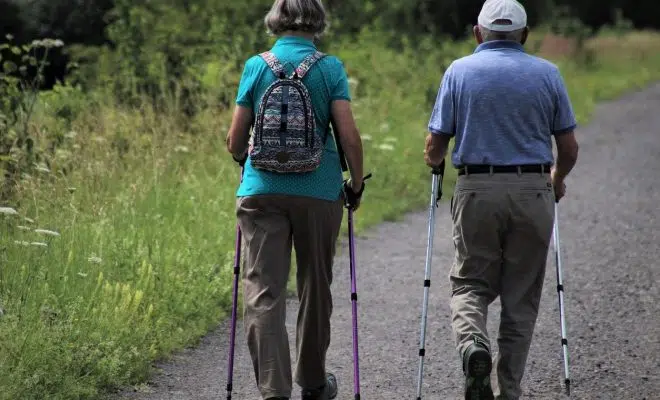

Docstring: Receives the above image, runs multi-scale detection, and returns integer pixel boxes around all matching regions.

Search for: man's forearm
[554,152,577,180]
[424,133,450,167]
[553,132,579,180]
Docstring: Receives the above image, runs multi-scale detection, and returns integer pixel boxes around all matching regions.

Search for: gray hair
[264,0,327,36]
[479,25,525,42]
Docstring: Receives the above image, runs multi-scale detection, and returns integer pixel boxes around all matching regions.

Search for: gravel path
[118,83,660,400]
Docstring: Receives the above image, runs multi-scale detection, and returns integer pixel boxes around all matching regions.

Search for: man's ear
[473,25,484,44]
[520,26,530,45]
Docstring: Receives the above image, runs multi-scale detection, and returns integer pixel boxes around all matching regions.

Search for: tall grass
[0,102,238,399]
[2,29,660,399]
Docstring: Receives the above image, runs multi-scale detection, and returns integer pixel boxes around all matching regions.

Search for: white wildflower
[24,217,35,223]
[14,240,30,246]
[88,256,102,264]
[55,149,72,160]
[378,144,395,151]
[174,145,190,153]
[35,165,50,173]
[35,229,60,237]
[17,225,31,231]
[30,242,48,247]
[77,272,88,278]
[0,207,18,216]
[362,134,373,141]
[32,38,64,48]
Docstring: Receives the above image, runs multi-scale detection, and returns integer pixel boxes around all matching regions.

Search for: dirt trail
[119,83,660,400]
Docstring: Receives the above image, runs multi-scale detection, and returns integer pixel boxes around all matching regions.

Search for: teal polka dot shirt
[234,36,352,201]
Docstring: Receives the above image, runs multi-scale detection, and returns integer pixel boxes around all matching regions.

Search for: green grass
[2,29,660,399]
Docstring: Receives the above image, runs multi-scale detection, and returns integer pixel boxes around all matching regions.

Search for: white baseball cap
[477,0,527,32]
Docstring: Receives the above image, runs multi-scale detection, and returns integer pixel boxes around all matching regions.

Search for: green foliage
[0,106,237,399]
[0,35,65,200]
[8,0,113,44]
[597,9,635,37]
[545,5,596,66]
[84,0,276,112]
[64,0,559,113]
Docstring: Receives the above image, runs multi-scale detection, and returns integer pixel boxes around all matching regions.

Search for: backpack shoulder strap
[294,51,326,79]
[259,51,286,78]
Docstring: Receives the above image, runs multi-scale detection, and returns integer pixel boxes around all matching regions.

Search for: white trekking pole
[415,160,445,399]
[553,202,571,396]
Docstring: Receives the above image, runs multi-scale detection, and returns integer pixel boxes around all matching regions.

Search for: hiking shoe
[301,372,338,400]
[463,340,494,400]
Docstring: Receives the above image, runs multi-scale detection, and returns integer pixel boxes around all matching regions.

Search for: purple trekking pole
[226,224,241,399]
[345,173,371,400]
[226,166,245,400]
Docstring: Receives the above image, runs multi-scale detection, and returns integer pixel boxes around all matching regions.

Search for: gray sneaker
[301,372,338,400]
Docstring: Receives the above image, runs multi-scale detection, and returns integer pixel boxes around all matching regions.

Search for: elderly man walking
[423,0,579,399]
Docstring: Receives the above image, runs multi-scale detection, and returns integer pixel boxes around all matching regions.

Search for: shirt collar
[273,35,317,49]
[474,40,525,54]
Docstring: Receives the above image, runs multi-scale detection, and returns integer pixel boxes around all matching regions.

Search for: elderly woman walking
[225,0,366,399]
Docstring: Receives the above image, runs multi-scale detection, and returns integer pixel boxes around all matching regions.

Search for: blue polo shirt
[234,36,351,201]
[428,40,577,167]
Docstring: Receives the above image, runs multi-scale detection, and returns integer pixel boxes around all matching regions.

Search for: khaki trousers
[449,172,555,400]
[236,194,343,399]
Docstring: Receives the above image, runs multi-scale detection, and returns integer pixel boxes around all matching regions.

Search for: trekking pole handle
[345,173,372,189]
[345,173,372,184]
[431,159,446,176]
[430,160,445,206]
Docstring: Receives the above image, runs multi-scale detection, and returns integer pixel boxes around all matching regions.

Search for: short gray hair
[479,25,525,42]
[264,0,327,36]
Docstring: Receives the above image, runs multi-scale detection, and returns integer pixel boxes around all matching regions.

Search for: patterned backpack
[249,50,327,173]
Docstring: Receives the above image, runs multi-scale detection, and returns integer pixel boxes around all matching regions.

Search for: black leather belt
[457,164,551,176]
